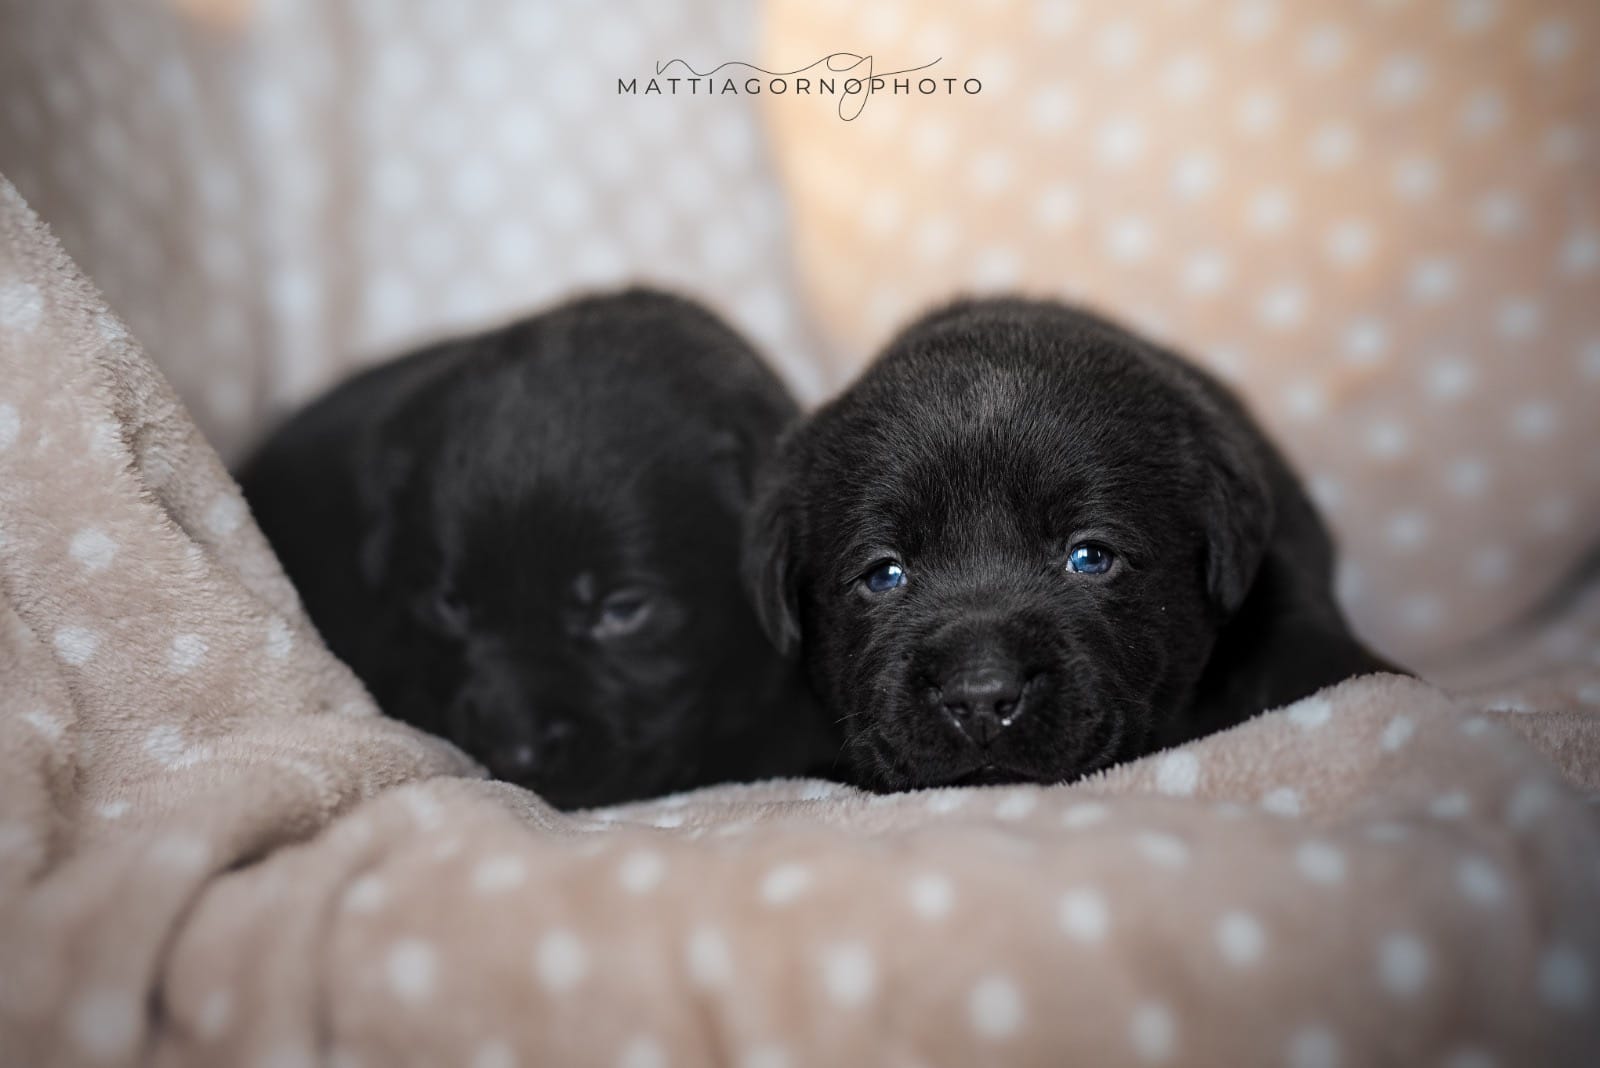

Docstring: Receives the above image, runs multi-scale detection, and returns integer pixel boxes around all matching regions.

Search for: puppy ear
[741,458,802,658]
[1201,423,1274,617]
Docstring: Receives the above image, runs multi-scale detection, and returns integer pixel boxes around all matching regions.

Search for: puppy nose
[941,666,1024,745]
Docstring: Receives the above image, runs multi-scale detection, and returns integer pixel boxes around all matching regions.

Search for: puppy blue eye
[1066,543,1114,575]
[863,560,907,593]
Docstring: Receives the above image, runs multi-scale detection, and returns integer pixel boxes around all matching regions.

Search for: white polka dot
[1309,122,1358,168]
[760,863,813,906]
[686,926,733,989]
[471,855,527,894]
[1283,381,1326,422]
[1136,832,1190,868]
[1287,697,1333,730]
[1429,791,1471,819]
[1386,511,1429,552]
[535,929,589,991]
[168,633,207,674]
[616,850,665,894]
[1455,856,1505,906]
[1365,822,1410,843]
[1236,88,1283,134]
[1029,85,1078,132]
[969,974,1024,1039]
[1378,932,1430,996]
[1062,802,1109,828]
[1373,54,1428,105]
[0,403,18,450]
[1392,156,1439,200]
[739,1046,789,1068]
[1171,151,1221,200]
[1287,1025,1341,1068]
[820,942,877,1007]
[386,939,436,1003]
[1058,887,1110,942]
[994,791,1037,820]
[1424,359,1475,401]
[205,494,247,537]
[1475,192,1525,236]
[1510,401,1558,440]
[0,281,44,333]
[1247,188,1294,233]
[1215,910,1266,966]
[1181,249,1231,295]
[1261,788,1302,817]
[69,527,118,571]
[1537,944,1591,1009]
[1256,283,1308,330]
[1094,116,1146,167]
[1130,1002,1177,1063]
[925,790,967,814]
[1296,841,1346,884]
[1154,749,1201,795]
[53,626,101,666]
[151,833,210,871]
[196,989,233,1039]
[23,709,65,741]
[472,1040,518,1068]
[1562,232,1599,275]
[1528,19,1574,66]
[1453,0,1498,33]
[1300,23,1347,69]
[1365,422,1409,460]
[343,874,388,913]
[1444,1048,1496,1068]
[908,873,955,920]
[1342,318,1388,363]
[97,800,130,821]
[1409,257,1459,300]
[265,618,292,660]
[1163,53,1212,99]
[70,988,140,1058]
[1506,779,1554,829]
[1460,88,1506,135]
[1104,216,1154,263]
[617,1037,667,1068]
[1325,220,1375,266]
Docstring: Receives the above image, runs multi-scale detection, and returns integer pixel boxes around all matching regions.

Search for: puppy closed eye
[591,589,657,640]
[1065,542,1116,575]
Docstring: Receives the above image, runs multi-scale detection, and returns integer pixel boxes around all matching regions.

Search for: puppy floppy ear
[741,456,803,658]
[1201,422,1274,617]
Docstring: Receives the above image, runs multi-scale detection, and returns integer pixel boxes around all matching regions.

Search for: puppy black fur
[746,297,1400,791]
[241,289,829,809]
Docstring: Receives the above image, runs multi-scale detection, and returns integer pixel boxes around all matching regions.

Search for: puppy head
[378,291,796,808]
[746,299,1271,790]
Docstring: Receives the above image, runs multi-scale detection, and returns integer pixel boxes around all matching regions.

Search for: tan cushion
[759,0,1600,664]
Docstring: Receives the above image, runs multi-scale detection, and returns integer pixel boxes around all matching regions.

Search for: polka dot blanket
[2,179,1599,1066]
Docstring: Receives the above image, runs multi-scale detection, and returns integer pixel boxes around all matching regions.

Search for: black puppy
[745,297,1398,791]
[241,289,829,808]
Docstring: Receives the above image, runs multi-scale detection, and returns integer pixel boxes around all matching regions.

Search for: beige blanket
[3,177,1598,1066]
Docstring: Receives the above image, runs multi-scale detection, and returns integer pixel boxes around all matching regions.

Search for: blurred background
[1,0,1596,678]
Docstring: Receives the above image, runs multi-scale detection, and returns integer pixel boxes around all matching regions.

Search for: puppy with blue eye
[241,289,833,808]
[745,297,1401,791]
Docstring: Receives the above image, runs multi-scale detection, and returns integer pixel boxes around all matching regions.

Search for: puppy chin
[845,675,1129,791]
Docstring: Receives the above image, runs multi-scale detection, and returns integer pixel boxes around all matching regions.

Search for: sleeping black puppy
[241,289,830,809]
[745,297,1400,791]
